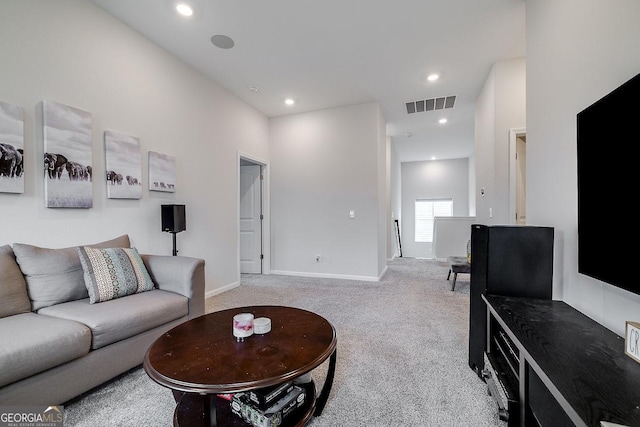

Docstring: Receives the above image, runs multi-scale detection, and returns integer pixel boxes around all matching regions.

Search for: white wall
[0,0,270,295]
[401,158,469,258]
[269,102,386,280]
[389,141,402,258]
[377,110,387,275]
[474,59,526,225]
[432,216,476,261]
[468,154,476,217]
[526,0,640,335]
[385,136,393,259]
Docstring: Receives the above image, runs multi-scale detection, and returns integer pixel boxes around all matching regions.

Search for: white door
[509,129,526,225]
[240,164,262,273]
[515,136,526,225]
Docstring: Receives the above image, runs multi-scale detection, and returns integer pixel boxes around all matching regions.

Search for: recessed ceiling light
[176,3,194,17]
[284,98,295,106]
[427,74,439,82]
[431,156,437,160]
[211,34,235,49]
[439,118,448,124]
[249,86,259,92]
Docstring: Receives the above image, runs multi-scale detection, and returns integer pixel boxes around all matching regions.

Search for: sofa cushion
[0,245,31,318]
[37,289,188,350]
[77,247,154,303]
[0,313,91,388]
[12,235,131,310]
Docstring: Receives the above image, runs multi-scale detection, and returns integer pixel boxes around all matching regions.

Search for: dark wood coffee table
[144,305,337,427]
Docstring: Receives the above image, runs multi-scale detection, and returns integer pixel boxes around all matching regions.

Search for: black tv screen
[577,73,639,295]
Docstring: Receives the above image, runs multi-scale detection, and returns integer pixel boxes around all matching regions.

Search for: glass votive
[253,317,271,334]
[233,313,254,341]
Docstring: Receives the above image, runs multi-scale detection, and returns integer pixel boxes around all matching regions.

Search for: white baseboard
[208,266,389,295]
[378,265,388,280]
[270,270,381,282]
[205,281,240,299]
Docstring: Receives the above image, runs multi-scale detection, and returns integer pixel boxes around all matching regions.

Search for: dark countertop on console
[484,295,640,427]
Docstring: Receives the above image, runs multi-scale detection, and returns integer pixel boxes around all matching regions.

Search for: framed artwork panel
[148,151,176,193]
[0,101,24,194]
[43,100,93,208]
[104,131,142,199]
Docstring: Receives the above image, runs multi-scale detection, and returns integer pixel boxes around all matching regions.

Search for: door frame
[237,151,270,278]
[508,128,526,225]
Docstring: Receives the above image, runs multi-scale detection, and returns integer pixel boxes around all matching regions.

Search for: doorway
[238,154,269,274]
[509,128,526,225]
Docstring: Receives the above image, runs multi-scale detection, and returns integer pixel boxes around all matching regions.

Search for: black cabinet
[484,316,521,425]
[468,224,554,377]
[484,295,640,427]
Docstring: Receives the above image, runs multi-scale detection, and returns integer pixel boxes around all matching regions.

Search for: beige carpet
[64,257,501,426]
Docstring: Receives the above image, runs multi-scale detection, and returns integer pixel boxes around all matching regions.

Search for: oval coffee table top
[144,305,337,394]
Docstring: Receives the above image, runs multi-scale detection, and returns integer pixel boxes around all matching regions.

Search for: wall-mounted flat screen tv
[577,72,640,296]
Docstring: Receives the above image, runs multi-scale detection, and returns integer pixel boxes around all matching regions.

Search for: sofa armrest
[140,254,205,319]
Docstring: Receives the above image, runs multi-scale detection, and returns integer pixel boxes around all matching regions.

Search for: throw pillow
[13,234,131,310]
[77,247,155,304]
[0,245,31,318]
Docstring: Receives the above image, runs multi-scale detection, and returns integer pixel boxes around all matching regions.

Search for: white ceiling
[90,0,525,162]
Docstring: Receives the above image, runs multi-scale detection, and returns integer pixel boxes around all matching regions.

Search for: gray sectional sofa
[0,234,205,405]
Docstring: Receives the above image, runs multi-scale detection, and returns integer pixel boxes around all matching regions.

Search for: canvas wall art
[148,151,176,193]
[0,101,24,194]
[43,100,93,208]
[104,130,142,199]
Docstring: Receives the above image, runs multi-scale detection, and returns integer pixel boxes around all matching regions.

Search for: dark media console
[468,225,640,426]
[484,295,640,427]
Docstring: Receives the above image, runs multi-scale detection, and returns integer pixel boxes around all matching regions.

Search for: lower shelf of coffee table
[174,381,317,427]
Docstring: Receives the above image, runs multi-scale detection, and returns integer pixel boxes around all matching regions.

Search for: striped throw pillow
[77,247,154,303]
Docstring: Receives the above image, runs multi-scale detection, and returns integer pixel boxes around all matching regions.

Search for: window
[415,199,453,242]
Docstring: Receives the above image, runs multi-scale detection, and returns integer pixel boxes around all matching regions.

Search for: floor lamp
[161,204,186,256]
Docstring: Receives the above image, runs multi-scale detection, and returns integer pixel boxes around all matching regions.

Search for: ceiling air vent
[445,96,456,108]
[406,95,456,114]
[426,99,435,111]
[405,102,416,114]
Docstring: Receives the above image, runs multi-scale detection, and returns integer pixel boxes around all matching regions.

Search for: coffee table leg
[203,395,217,427]
[314,348,337,416]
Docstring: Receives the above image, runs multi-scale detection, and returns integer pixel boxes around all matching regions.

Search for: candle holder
[233,313,254,341]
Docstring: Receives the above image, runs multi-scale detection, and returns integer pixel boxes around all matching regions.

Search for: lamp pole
[172,232,178,256]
